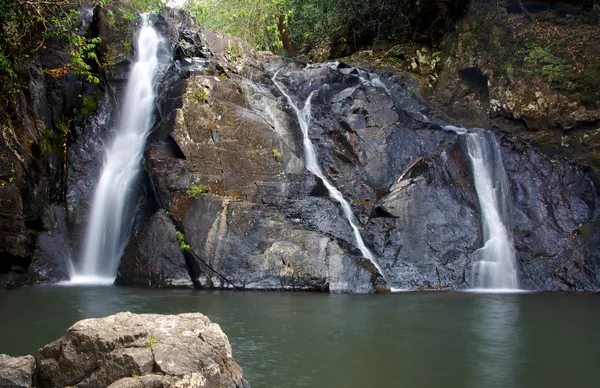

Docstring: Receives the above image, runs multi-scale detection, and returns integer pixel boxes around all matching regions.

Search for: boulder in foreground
[33,312,248,387]
[0,354,35,387]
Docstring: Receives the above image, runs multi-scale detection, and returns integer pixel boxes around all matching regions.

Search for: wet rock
[123,8,600,292]
[0,354,35,388]
[27,204,71,283]
[116,210,193,288]
[35,312,247,388]
[430,7,600,189]
[92,1,137,82]
[501,138,600,291]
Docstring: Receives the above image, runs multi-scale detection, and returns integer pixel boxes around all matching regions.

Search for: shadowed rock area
[0,312,248,387]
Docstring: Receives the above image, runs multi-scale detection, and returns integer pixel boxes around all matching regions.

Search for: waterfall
[398,106,520,290]
[441,123,518,290]
[272,70,389,287]
[70,21,163,284]
[463,131,519,290]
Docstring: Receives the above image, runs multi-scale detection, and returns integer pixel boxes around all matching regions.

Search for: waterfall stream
[70,21,163,284]
[441,125,519,290]
[272,70,390,288]
[463,131,519,290]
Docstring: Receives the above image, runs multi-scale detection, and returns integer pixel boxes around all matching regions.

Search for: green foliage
[0,43,18,96]
[219,74,227,82]
[271,147,281,158]
[504,62,514,82]
[182,0,466,56]
[145,335,156,348]
[131,370,140,379]
[176,230,191,251]
[185,89,209,103]
[187,183,206,198]
[122,8,139,21]
[76,96,99,120]
[524,45,572,84]
[45,9,102,84]
[0,0,107,106]
[130,0,166,12]
[183,0,289,51]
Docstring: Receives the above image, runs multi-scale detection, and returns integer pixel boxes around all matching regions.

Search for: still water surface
[1,287,599,387]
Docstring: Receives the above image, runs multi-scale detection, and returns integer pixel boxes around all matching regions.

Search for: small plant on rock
[146,335,156,348]
[185,89,209,103]
[187,183,206,198]
[271,147,282,158]
[176,231,191,252]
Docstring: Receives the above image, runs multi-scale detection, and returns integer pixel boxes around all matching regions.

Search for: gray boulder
[0,354,35,387]
[35,312,248,388]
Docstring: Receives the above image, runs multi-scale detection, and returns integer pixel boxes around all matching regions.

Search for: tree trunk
[517,0,534,21]
[277,15,296,56]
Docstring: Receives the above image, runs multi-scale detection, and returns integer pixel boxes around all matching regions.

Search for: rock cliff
[1,3,599,292]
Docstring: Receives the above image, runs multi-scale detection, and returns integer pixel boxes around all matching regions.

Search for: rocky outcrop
[0,354,35,387]
[108,8,600,292]
[0,312,248,387]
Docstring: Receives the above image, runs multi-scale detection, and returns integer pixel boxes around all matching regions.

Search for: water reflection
[470,295,521,388]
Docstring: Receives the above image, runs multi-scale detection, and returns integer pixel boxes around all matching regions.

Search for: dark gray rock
[27,204,71,283]
[501,138,600,291]
[126,10,600,292]
[116,210,192,288]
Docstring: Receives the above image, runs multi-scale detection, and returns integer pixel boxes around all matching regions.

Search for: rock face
[431,5,600,187]
[2,4,599,292]
[35,312,248,388]
[110,8,600,292]
[116,211,193,288]
[0,354,35,387]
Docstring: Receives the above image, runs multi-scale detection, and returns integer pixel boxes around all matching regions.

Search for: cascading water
[70,21,163,284]
[463,130,519,290]
[441,123,518,290]
[398,102,519,291]
[272,70,389,286]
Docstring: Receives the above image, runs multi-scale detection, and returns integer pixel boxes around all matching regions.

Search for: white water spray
[273,70,389,285]
[70,21,163,284]
[463,131,519,290]
[405,109,519,290]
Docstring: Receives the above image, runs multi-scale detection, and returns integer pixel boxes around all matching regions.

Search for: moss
[187,183,206,198]
[343,44,441,87]
[76,96,99,121]
[123,38,132,52]
[185,88,209,104]
[504,62,514,82]
[40,122,63,155]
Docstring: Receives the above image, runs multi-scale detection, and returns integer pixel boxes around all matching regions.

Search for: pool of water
[1,286,599,387]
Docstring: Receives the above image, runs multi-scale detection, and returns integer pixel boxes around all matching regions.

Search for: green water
[1,287,599,387]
